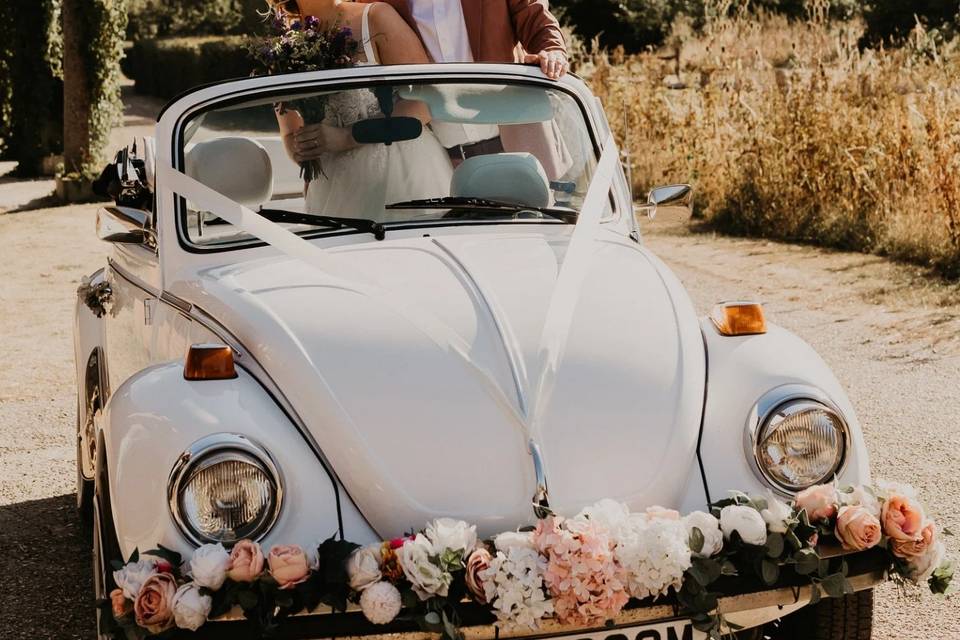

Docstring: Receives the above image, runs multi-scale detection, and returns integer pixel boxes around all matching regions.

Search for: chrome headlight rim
[744,384,850,497]
[168,433,283,546]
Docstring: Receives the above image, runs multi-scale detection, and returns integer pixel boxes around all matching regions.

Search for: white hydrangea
[759,492,793,534]
[841,486,881,518]
[478,545,554,629]
[614,514,692,600]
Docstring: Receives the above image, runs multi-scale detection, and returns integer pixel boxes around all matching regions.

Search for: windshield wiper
[385,197,578,223]
[258,208,387,240]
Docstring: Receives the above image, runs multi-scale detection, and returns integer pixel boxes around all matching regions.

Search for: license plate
[565,619,705,640]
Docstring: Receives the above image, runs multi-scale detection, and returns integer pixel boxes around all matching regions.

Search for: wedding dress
[304,4,453,221]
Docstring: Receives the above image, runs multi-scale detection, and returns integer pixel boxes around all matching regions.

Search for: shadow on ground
[0,493,94,639]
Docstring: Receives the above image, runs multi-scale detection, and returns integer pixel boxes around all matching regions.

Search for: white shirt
[410,0,500,148]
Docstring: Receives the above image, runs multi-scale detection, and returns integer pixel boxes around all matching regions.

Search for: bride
[268,0,453,219]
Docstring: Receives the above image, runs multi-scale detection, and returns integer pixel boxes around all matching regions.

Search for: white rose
[348,544,383,591]
[189,543,230,591]
[683,511,724,557]
[760,492,793,534]
[720,505,768,546]
[113,559,158,600]
[397,534,452,599]
[908,541,947,584]
[841,486,881,519]
[360,581,403,625]
[425,518,478,556]
[172,583,212,631]
[493,531,536,553]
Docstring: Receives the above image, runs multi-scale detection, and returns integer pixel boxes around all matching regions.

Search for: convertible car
[76,64,881,639]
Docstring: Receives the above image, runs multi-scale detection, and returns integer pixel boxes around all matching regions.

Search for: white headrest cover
[450,153,550,208]
[185,137,273,206]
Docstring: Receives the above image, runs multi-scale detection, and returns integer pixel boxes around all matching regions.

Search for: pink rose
[644,506,681,521]
[881,494,924,542]
[227,540,265,583]
[134,573,176,633]
[464,547,492,603]
[110,589,131,618]
[891,521,936,559]
[795,485,838,523]
[268,544,310,589]
[834,506,881,552]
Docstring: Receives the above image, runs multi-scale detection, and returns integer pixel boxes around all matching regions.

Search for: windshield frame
[169,68,612,254]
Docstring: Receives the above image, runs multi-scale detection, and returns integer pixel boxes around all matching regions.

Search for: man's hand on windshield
[523,50,568,80]
[291,123,357,161]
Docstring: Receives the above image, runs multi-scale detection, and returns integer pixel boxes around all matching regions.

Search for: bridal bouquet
[105,481,954,640]
[248,12,360,181]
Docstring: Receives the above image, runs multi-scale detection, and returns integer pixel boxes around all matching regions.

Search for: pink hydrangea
[532,515,629,626]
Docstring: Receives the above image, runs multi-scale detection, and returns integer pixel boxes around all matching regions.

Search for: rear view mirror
[638,184,693,221]
[352,117,422,146]
[97,205,154,247]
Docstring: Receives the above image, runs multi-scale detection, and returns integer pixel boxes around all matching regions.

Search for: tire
[93,441,121,640]
[76,410,95,522]
[746,590,874,640]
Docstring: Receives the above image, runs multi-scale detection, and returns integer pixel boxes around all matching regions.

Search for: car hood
[173,230,706,538]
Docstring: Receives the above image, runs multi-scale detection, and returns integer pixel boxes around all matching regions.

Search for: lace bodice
[321,82,382,127]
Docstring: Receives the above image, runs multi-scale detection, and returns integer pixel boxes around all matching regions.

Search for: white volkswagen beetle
[76,65,881,639]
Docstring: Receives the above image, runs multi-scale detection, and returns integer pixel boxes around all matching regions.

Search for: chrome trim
[167,433,284,546]
[96,206,157,249]
[528,439,550,518]
[744,384,851,497]
[160,290,193,314]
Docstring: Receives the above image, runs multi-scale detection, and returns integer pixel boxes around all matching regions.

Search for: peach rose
[268,544,310,589]
[465,547,492,603]
[795,485,838,523]
[134,573,176,633]
[881,494,924,542]
[834,506,881,552]
[226,540,265,583]
[891,521,936,559]
[110,588,131,618]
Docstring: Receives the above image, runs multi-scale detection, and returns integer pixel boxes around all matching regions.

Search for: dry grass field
[581,7,960,277]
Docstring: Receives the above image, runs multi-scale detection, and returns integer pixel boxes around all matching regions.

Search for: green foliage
[75,0,128,178]
[126,36,251,99]
[126,0,269,40]
[862,0,959,45]
[0,0,63,175]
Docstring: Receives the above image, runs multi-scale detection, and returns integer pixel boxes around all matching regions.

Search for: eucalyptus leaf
[761,558,779,586]
[794,549,820,575]
[765,532,784,558]
[424,612,442,626]
[689,526,705,555]
[820,573,846,598]
[809,582,822,605]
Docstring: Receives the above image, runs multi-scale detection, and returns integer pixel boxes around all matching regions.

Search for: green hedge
[125,36,251,100]
[0,0,63,174]
[126,0,269,40]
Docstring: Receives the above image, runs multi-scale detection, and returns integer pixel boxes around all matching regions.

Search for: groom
[361,0,569,171]
[364,0,568,79]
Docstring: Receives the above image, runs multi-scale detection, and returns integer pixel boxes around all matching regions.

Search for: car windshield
[177,79,606,247]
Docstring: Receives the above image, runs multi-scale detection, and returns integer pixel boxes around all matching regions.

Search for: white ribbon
[526,133,620,437]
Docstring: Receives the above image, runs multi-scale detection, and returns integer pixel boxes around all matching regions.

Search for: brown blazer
[361,0,566,63]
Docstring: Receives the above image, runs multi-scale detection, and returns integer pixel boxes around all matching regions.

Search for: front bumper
[193,549,886,640]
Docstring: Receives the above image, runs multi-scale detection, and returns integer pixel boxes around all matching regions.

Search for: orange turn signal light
[184,343,238,381]
[711,301,767,337]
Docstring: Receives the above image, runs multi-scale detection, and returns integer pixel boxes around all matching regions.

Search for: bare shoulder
[367,1,406,28]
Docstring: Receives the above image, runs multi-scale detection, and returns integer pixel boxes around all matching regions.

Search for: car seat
[185,137,274,207]
[450,152,551,208]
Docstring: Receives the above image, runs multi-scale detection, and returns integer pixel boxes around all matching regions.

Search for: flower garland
[105,481,954,640]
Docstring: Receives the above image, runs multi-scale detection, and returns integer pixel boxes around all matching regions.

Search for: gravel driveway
[0,207,956,639]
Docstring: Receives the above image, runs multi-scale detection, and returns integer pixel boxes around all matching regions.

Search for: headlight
[748,387,848,493]
[169,434,282,545]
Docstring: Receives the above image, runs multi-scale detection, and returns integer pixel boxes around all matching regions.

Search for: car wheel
[93,447,121,640]
[76,405,94,522]
[741,590,874,640]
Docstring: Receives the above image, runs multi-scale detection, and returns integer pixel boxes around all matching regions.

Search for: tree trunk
[62,0,91,176]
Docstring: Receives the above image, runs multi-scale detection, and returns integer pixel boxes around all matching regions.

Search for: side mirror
[636,184,693,222]
[97,206,154,246]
